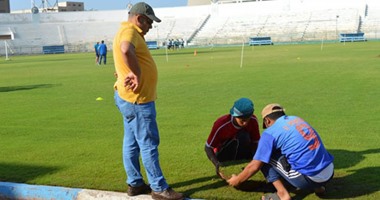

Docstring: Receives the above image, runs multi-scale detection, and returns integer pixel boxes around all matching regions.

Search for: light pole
[336,15,339,41]
[154,25,159,46]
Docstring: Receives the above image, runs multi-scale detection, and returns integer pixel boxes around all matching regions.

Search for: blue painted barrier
[249,36,273,46]
[42,45,65,54]
[0,182,80,200]
[0,181,203,200]
[339,33,366,42]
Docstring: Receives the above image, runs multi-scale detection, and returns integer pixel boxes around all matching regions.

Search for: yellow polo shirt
[113,22,158,104]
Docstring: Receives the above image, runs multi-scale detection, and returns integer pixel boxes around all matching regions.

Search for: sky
[10,0,188,11]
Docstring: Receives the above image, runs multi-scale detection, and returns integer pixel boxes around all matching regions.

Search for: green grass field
[1,42,380,199]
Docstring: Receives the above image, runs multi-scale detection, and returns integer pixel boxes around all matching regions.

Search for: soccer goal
[3,41,15,60]
[1,28,15,60]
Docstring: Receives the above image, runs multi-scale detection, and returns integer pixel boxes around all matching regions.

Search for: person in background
[113,2,184,200]
[98,40,107,65]
[94,42,100,64]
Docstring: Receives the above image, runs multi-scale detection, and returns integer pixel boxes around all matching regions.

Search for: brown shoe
[151,188,184,200]
[127,183,151,196]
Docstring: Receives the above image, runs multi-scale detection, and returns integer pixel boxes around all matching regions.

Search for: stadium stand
[193,1,278,45]
[144,6,210,46]
[361,2,380,39]
[1,0,379,55]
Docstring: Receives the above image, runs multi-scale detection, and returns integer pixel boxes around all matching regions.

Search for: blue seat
[42,45,65,54]
[249,36,273,46]
[146,41,159,50]
[339,33,366,42]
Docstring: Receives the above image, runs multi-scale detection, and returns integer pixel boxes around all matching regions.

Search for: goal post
[0,30,14,60]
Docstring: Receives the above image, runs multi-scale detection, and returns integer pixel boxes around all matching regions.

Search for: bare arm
[227,159,263,186]
[121,41,141,92]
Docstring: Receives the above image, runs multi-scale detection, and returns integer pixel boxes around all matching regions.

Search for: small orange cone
[194,49,197,56]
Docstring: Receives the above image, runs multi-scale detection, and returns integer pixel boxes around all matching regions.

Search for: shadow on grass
[331,166,380,199]
[172,175,274,198]
[292,166,380,200]
[0,84,60,93]
[171,160,275,197]
[175,149,380,199]
[0,162,61,183]
[171,175,225,195]
[329,148,380,169]
[291,148,380,199]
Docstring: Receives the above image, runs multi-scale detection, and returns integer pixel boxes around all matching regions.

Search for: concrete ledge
[78,189,152,200]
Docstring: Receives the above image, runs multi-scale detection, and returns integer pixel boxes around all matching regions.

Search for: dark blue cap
[230,98,254,118]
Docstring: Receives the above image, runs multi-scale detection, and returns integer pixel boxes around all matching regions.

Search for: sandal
[315,186,327,197]
[262,192,280,200]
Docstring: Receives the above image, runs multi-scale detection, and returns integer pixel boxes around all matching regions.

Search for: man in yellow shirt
[113,2,183,200]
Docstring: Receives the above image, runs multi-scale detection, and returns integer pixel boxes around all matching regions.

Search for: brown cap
[261,103,285,119]
[261,103,285,129]
[129,2,161,23]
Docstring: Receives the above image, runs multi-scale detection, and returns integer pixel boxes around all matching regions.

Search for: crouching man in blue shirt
[227,104,334,200]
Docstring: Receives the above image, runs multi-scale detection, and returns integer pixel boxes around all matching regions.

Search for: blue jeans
[99,54,106,64]
[114,91,168,192]
[261,153,332,190]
